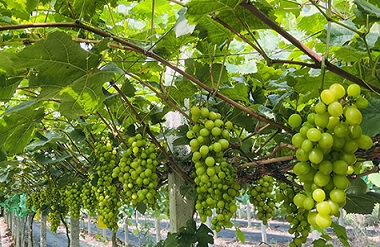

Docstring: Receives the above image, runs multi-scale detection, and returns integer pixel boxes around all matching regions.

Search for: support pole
[103,228,107,239]
[70,218,80,247]
[16,216,21,247]
[40,212,47,247]
[88,215,92,235]
[27,214,33,247]
[155,218,161,242]
[21,217,26,247]
[124,218,129,246]
[261,222,267,243]
[247,202,252,228]
[166,110,194,233]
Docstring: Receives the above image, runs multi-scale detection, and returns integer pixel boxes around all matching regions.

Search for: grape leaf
[331,222,349,247]
[186,0,240,16]
[136,201,147,215]
[361,98,380,136]
[219,83,249,104]
[346,178,368,195]
[0,106,45,154]
[5,0,39,20]
[354,0,380,18]
[368,173,380,187]
[321,21,356,47]
[24,131,64,151]
[196,223,214,247]
[332,46,368,63]
[0,76,21,102]
[344,193,380,214]
[235,227,246,243]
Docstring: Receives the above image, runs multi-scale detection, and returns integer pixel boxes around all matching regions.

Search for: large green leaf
[354,0,380,18]
[4,0,38,20]
[15,31,100,98]
[0,76,21,102]
[219,83,249,104]
[361,98,380,136]
[344,192,380,214]
[186,0,241,16]
[54,0,118,20]
[321,21,357,47]
[15,32,116,118]
[0,105,45,154]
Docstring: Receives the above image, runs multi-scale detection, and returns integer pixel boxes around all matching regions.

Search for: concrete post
[70,218,80,247]
[247,202,252,228]
[88,215,91,235]
[261,222,267,243]
[27,214,33,247]
[40,212,47,247]
[155,218,161,242]
[124,218,129,246]
[168,173,194,232]
[166,110,194,233]
[16,216,21,247]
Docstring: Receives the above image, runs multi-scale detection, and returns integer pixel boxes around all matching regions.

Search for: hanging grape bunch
[248,175,276,225]
[289,83,373,230]
[81,180,98,216]
[48,207,61,233]
[64,183,82,220]
[93,137,120,232]
[113,133,159,209]
[188,106,240,232]
[276,182,311,247]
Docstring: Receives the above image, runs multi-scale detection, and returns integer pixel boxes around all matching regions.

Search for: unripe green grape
[306,128,322,142]
[344,106,362,125]
[288,113,303,128]
[316,213,332,228]
[357,134,373,149]
[312,188,326,202]
[329,83,345,99]
[347,84,361,97]
[355,96,368,109]
[328,101,343,117]
[320,89,336,105]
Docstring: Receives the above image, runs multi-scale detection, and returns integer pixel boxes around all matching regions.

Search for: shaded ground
[1,216,379,247]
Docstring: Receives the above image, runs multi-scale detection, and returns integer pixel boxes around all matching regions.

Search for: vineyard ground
[1,216,380,247]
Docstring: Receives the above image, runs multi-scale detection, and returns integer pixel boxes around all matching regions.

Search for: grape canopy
[1,0,380,246]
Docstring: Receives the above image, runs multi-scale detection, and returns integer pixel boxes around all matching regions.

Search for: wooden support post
[40,212,47,247]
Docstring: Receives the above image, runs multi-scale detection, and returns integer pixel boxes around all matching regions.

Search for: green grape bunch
[113,133,159,209]
[93,137,120,232]
[248,175,276,225]
[289,83,373,230]
[277,182,311,247]
[188,106,240,232]
[64,183,82,220]
[48,207,61,233]
[81,181,98,216]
